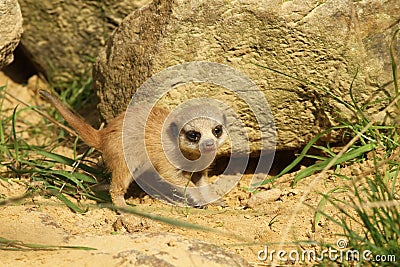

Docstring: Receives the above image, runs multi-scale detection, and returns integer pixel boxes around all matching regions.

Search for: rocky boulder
[0,0,23,69]
[93,0,400,152]
[18,0,151,82]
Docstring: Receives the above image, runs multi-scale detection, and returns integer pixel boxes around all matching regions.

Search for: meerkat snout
[201,139,216,153]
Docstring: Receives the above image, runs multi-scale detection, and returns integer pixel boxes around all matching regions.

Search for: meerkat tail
[39,90,102,150]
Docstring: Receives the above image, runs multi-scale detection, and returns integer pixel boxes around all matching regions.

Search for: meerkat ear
[168,122,180,138]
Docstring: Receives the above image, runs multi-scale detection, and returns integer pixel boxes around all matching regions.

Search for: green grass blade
[117,206,249,242]
[34,149,102,175]
[0,85,6,145]
[390,28,399,100]
[46,169,96,186]
[348,67,367,122]
[0,237,96,251]
[11,106,19,166]
[314,187,346,230]
[293,143,376,183]
[48,188,85,213]
[262,126,346,185]
[312,144,337,157]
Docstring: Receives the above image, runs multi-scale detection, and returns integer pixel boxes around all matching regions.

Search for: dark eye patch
[185,131,201,143]
[212,125,223,138]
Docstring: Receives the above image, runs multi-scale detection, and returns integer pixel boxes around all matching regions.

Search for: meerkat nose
[201,139,216,153]
[204,139,215,147]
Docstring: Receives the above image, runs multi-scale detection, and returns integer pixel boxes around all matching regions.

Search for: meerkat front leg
[191,170,208,187]
[190,171,227,207]
[109,176,129,207]
[109,164,133,207]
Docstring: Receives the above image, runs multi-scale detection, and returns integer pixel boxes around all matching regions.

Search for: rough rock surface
[18,0,151,82]
[93,0,400,152]
[0,0,23,69]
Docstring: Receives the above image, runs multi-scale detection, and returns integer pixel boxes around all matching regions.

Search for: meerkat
[39,90,228,207]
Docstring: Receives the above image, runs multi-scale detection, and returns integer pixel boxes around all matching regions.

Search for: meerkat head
[166,104,228,160]
[179,116,227,155]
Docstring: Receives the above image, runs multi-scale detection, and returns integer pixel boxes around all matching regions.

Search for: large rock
[0,0,23,69]
[18,0,151,82]
[93,0,400,152]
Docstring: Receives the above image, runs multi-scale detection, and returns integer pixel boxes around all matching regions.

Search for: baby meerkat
[39,90,228,207]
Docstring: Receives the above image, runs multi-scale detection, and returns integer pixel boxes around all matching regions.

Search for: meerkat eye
[212,125,223,138]
[185,131,201,142]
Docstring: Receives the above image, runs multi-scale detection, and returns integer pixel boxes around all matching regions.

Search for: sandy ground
[0,71,373,266]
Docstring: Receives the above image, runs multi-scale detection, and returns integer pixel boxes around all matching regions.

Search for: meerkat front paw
[113,215,150,233]
[210,198,227,207]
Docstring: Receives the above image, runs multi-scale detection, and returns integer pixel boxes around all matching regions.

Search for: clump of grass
[0,82,109,213]
[44,68,97,141]
[315,30,400,267]
[257,29,400,266]
[46,55,96,109]
[315,158,400,266]
[256,64,397,187]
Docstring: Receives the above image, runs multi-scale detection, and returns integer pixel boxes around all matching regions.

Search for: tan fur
[40,90,227,207]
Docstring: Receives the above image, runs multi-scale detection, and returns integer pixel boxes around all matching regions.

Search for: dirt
[0,71,371,266]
